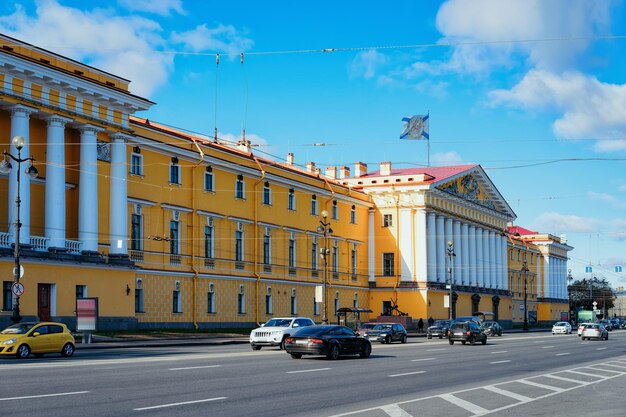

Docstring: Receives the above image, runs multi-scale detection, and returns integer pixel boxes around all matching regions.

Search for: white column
[414,210,427,281]
[44,115,72,250]
[500,234,507,290]
[78,125,103,253]
[544,257,551,298]
[109,133,129,256]
[469,225,477,286]
[368,209,375,281]
[426,212,437,282]
[453,220,461,285]
[476,228,484,287]
[461,222,469,285]
[444,217,453,282]
[489,231,496,288]
[7,105,36,244]
[436,215,446,282]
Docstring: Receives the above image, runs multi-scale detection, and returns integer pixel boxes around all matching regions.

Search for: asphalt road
[1,331,626,416]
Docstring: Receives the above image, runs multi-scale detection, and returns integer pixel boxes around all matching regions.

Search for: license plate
[455,332,463,336]
[296,340,308,345]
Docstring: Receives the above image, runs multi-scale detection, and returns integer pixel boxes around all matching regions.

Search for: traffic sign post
[11,282,24,297]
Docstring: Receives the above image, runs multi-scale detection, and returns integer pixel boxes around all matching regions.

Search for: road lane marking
[597,347,607,350]
[490,350,508,354]
[490,360,511,364]
[169,365,221,371]
[426,348,445,351]
[0,391,89,401]
[581,366,623,375]
[543,374,588,384]
[517,379,563,392]
[388,371,426,378]
[380,404,412,417]
[286,368,331,374]
[567,369,610,378]
[484,385,533,402]
[556,353,570,356]
[441,394,488,415]
[133,397,227,411]
[541,345,555,349]
[411,357,436,362]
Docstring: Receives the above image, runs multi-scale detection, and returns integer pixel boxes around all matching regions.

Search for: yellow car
[0,322,75,359]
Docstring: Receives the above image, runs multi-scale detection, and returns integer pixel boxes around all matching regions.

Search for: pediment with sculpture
[437,175,496,211]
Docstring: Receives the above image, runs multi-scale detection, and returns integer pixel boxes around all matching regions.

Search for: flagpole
[427,111,430,167]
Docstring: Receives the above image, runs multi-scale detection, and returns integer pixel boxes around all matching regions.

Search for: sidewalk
[75,334,250,350]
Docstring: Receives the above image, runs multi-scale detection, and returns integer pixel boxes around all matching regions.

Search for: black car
[481,321,503,337]
[448,321,487,345]
[427,320,451,339]
[284,325,372,360]
[359,323,408,344]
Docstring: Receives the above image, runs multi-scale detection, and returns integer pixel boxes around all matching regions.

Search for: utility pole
[521,256,529,332]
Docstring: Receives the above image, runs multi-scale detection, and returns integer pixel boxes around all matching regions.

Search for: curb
[75,338,250,350]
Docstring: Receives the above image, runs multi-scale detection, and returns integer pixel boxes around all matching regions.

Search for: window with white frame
[169,158,181,185]
[353,292,358,308]
[173,282,182,313]
[334,291,339,315]
[131,213,142,251]
[383,253,394,276]
[263,181,271,205]
[135,279,144,313]
[170,220,180,255]
[235,225,244,262]
[332,200,338,220]
[351,244,357,275]
[265,286,272,314]
[238,284,245,314]
[510,250,514,260]
[311,236,318,270]
[204,166,214,192]
[235,175,245,199]
[76,285,87,300]
[288,188,296,210]
[207,282,216,313]
[332,240,338,272]
[263,228,271,265]
[313,296,319,316]
[291,288,297,315]
[383,214,393,227]
[350,205,356,224]
[130,152,143,176]
[204,219,214,258]
[289,232,296,268]
[310,194,318,215]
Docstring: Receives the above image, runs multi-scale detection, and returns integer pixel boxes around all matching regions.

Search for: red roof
[362,165,477,183]
[508,225,537,236]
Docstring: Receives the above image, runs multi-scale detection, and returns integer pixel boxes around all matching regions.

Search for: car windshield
[483,322,495,327]
[554,322,566,326]
[0,323,36,334]
[434,320,449,326]
[360,324,376,329]
[264,319,292,327]
[373,324,392,331]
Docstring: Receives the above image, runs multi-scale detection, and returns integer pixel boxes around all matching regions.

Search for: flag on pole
[400,114,429,140]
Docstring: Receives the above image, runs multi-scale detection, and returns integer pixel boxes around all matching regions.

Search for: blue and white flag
[400,114,429,140]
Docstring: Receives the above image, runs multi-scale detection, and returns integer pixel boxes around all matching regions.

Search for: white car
[250,317,315,350]
[552,322,572,334]
[577,322,593,336]
[581,323,609,341]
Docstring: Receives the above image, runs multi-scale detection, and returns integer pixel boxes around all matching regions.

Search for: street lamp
[0,135,38,324]
[521,255,530,332]
[567,269,573,323]
[317,210,333,324]
[446,241,456,321]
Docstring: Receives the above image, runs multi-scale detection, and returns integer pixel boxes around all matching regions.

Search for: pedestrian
[418,318,424,333]
[428,316,434,327]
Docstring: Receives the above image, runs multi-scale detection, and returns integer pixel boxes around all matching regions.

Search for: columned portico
[44,115,72,250]
[476,227,484,287]
[488,230,496,288]
[109,132,130,258]
[453,220,461,285]
[426,212,437,282]
[469,225,477,286]
[461,222,469,285]
[7,105,36,245]
[78,124,103,254]
[445,217,453,278]
[436,214,445,282]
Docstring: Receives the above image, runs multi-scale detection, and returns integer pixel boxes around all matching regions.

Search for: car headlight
[380,333,388,337]
[2,338,16,345]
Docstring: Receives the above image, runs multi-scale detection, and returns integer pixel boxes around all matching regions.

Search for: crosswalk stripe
[484,385,533,402]
[516,379,563,392]
[380,404,412,417]
[543,374,589,384]
[440,394,488,415]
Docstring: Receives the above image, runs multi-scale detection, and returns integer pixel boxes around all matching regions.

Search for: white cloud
[118,0,185,16]
[171,24,253,55]
[0,0,172,97]
[587,192,626,210]
[532,212,599,234]
[349,49,387,80]
[611,219,626,241]
[489,70,626,149]
[430,151,463,165]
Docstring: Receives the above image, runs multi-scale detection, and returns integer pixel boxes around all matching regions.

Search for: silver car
[581,323,608,341]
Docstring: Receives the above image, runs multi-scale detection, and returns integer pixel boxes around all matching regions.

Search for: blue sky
[1,0,625,287]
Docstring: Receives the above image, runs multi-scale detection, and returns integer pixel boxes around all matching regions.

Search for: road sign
[11,282,24,297]
[12,265,24,278]
[585,266,593,273]
[616,265,623,273]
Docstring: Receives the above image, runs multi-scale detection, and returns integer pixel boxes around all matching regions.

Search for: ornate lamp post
[521,255,530,332]
[317,210,333,324]
[0,136,38,323]
[447,241,456,321]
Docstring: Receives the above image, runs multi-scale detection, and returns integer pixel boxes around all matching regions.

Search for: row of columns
[545,256,568,300]
[5,104,129,256]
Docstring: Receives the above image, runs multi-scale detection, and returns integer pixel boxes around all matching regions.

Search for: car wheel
[605,335,609,341]
[449,339,454,345]
[327,344,340,360]
[280,337,287,350]
[499,331,502,336]
[290,353,302,359]
[385,336,391,344]
[439,335,443,339]
[16,344,30,359]
[482,338,487,345]
[61,343,75,357]
[470,336,476,346]
[360,343,371,358]
[427,335,432,339]
[401,335,407,344]
[251,345,262,351]
[581,337,586,340]
[461,340,466,345]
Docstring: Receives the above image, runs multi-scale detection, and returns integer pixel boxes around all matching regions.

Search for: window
[332,200,338,220]
[351,244,357,275]
[313,297,319,315]
[291,289,297,315]
[263,228,271,265]
[2,281,12,311]
[311,237,318,270]
[135,281,144,313]
[238,285,245,314]
[332,241,338,272]
[383,214,393,227]
[517,250,521,261]
[263,181,271,205]
[531,254,534,265]
[207,282,216,313]
[353,292,358,308]
[510,250,513,260]
[131,213,142,251]
[130,152,143,176]
[76,285,87,299]
[288,188,296,210]
[170,220,180,255]
[266,287,272,314]
[235,227,244,262]
[383,253,395,276]
[235,174,245,199]
[310,194,318,215]
[289,233,296,268]
[334,291,339,315]
[173,289,181,313]
[350,205,356,224]
[170,160,181,185]
[204,223,214,258]
[204,167,214,192]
